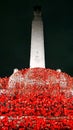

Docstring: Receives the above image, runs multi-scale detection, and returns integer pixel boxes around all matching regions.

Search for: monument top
[33,6,42,17]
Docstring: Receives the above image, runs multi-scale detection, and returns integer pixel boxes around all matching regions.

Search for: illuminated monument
[30,6,45,68]
[0,6,73,129]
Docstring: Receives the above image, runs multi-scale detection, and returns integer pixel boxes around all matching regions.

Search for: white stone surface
[13,68,18,73]
[30,11,45,68]
[56,69,61,72]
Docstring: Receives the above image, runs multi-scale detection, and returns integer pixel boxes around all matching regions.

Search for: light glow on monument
[30,7,45,68]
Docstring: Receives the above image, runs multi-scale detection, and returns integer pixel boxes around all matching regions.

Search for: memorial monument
[0,6,73,129]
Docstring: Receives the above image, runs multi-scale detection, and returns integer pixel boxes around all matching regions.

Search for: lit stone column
[30,7,45,68]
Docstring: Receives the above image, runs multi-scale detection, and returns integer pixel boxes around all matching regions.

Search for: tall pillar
[30,7,45,68]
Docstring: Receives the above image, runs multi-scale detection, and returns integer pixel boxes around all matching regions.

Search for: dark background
[0,0,73,77]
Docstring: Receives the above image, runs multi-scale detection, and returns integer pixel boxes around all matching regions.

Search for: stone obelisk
[30,6,45,68]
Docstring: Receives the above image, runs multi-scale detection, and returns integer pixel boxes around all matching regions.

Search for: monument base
[0,68,73,129]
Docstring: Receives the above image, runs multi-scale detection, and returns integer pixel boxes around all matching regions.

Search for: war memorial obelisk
[30,6,45,68]
[0,6,73,129]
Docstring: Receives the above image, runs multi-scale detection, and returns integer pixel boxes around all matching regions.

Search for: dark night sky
[0,0,73,77]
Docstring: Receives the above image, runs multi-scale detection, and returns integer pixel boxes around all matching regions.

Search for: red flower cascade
[0,68,73,129]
